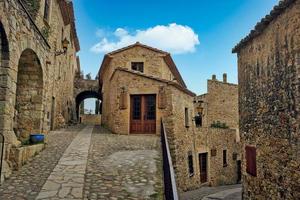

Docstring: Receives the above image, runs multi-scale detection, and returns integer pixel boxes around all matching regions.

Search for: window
[185,108,189,127]
[195,113,202,127]
[132,96,141,120]
[223,150,227,167]
[44,0,50,21]
[131,62,144,73]
[146,95,156,120]
[188,152,194,177]
[245,146,257,176]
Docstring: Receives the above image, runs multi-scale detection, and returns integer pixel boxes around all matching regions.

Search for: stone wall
[80,114,101,125]
[0,0,80,181]
[195,76,238,130]
[194,128,240,186]
[234,0,300,199]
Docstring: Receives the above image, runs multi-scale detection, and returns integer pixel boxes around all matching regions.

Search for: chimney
[212,74,217,81]
[223,73,227,83]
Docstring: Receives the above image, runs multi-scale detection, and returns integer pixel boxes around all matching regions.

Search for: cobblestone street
[0,125,83,199]
[0,125,163,200]
[84,126,163,200]
[180,184,242,200]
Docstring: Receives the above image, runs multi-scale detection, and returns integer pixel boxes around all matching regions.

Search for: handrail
[0,134,4,185]
[161,119,178,200]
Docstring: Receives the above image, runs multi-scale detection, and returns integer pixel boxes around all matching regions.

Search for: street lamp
[55,38,70,56]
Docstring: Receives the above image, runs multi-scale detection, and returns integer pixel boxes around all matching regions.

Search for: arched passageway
[75,90,101,120]
[0,21,10,142]
[0,21,9,100]
[14,49,44,141]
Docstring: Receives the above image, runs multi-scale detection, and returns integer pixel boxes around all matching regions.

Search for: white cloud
[91,23,200,54]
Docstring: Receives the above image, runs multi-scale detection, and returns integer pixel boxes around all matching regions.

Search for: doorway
[237,160,241,183]
[130,94,156,134]
[199,153,208,183]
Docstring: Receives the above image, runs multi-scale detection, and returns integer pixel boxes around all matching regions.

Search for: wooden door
[199,153,208,183]
[130,95,156,134]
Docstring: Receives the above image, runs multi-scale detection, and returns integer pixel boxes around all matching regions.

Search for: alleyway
[0,125,163,200]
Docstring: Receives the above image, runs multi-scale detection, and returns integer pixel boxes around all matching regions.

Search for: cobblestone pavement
[83,125,163,200]
[36,125,93,199]
[180,184,242,200]
[0,125,83,200]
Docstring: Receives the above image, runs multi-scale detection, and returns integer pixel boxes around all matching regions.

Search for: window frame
[131,62,144,73]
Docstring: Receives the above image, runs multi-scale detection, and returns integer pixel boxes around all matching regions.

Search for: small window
[223,150,227,167]
[195,113,202,127]
[188,152,194,177]
[246,146,257,176]
[131,62,144,73]
[44,0,50,21]
[185,108,189,127]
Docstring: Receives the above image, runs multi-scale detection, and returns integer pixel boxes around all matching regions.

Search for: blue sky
[73,0,278,111]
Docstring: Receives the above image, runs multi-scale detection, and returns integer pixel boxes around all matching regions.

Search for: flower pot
[30,134,44,144]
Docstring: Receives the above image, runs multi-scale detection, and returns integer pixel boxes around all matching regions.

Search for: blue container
[30,134,44,144]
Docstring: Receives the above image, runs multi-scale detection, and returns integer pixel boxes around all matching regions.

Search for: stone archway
[75,90,101,120]
[0,21,9,101]
[0,21,10,144]
[14,49,44,141]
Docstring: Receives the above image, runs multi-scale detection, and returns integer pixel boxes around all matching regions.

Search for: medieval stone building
[233,0,300,199]
[98,42,240,191]
[0,0,80,179]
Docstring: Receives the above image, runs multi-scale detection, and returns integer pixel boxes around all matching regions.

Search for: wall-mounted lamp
[55,38,70,56]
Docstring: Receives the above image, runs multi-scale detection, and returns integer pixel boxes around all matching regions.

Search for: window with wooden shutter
[245,146,257,177]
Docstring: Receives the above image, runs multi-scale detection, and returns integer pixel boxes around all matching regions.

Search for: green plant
[23,0,41,19]
[210,121,229,129]
[41,26,51,40]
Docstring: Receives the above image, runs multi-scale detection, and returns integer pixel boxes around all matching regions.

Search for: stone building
[232,0,300,199]
[0,0,80,180]
[98,42,240,191]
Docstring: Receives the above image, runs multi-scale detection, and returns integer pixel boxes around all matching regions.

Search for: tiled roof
[232,0,297,53]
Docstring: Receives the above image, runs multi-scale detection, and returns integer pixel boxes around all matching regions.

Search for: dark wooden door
[199,153,208,183]
[130,95,156,134]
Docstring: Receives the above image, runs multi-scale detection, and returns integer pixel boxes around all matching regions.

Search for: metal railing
[0,134,4,185]
[161,119,178,200]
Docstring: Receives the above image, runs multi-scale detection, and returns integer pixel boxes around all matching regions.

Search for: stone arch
[0,20,10,140]
[75,90,101,119]
[14,49,44,141]
[0,21,9,66]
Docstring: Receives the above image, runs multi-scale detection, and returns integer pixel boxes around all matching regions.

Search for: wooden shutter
[245,146,257,176]
[158,86,166,109]
[119,87,127,109]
